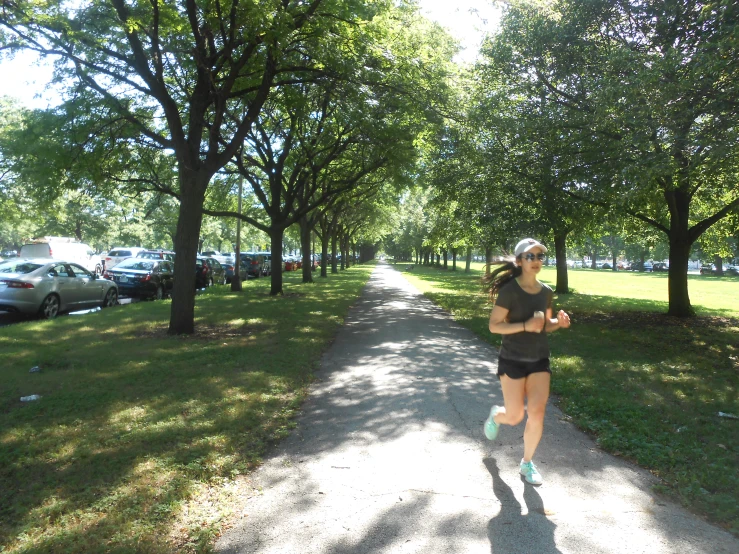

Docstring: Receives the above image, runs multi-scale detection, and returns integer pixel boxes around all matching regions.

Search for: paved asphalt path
[216,263,737,554]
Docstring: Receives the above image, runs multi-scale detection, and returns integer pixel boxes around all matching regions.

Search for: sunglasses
[522,253,547,262]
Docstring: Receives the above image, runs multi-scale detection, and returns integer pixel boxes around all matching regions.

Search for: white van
[19,237,103,275]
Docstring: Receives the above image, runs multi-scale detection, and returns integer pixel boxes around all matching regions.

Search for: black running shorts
[497,356,551,380]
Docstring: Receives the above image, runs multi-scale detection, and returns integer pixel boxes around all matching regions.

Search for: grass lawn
[0,264,374,554]
[399,262,739,535]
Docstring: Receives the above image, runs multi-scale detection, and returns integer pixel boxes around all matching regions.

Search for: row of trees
[2,0,738,325]
[386,184,737,271]
[390,0,738,317]
[0,0,456,333]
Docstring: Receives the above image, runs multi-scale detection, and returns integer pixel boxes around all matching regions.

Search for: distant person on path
[482,238,571,485]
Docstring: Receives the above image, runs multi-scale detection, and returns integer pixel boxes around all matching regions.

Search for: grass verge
[0,264,374,553]
[398,262,739,535]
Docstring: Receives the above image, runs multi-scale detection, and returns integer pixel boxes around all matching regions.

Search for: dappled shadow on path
[216,264,739,554]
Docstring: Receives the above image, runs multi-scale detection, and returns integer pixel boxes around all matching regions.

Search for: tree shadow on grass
[0,269,375,551]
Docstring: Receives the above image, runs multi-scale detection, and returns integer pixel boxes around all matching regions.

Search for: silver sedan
[0,258,118,319]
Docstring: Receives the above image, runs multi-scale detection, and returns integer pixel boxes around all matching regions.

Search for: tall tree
[0,0,389,333]
[492,0,739,315]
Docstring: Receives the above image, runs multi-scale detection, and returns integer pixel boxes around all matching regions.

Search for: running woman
[482,238,571,485]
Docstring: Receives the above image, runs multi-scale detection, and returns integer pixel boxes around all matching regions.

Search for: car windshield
[0,261,43,274]
[116,260,155,271]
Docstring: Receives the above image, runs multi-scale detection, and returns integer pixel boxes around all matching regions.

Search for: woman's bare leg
[494,375,526,426]
[522,372,551,462]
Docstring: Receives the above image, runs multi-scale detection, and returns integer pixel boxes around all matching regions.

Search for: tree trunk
[485,245,493,275]
[713,254,724,276]
[591,248,597,270]
[465,246,472,273]
[451,248,457,271]
[553,231,569,294]
[667,236,693,316]
[300,216,313,283]
[321,233,329,278]
[270,228,285,295]
[666,188,695,316]
[435,252,440,266]
[341,235,347,270]
[331,234,338,274]
[443,250,448,269]
[169,182,206,335]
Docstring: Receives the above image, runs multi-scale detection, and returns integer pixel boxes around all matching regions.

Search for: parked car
[629,261,654,272]
[137,249,176,262]
[195,257,213,289]
[240,253,265,278]
[203,257,227,285]
[255,252,272,275]
[653,262,669,271]
[104,258,174,299]
[701,263,739,276]
[1,249,18,258]
[312,254,322,270]
[104,247,146,269]
[0,258,118,319]
[19,237,103,275]
[284,257,298,271]
[222,259,249,284]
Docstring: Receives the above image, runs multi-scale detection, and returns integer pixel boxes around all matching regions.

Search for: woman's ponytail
[482,257,521,303]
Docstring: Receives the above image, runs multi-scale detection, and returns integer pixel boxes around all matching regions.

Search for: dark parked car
[653,262,669,271]
[204,257,226,285]
[195,257,212,289]
[240,253,264,278]
[255,252,272,275]
[630,261,653,272]
[222,259,250,284]
[104,258,174,299]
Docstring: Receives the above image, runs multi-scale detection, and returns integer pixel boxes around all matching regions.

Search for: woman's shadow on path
[484,458,562,554]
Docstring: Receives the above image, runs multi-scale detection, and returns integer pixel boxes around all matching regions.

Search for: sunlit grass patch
[396,261,739,535]
[0,264,374,553]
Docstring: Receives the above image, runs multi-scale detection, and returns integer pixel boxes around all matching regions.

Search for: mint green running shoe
[483,406,502,440]
[520,460,543,485]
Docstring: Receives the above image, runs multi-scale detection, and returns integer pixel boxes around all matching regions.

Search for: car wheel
[221,275,227,285]
[39,294,60,320]
[155,285,164,300]
[101,288,118,308]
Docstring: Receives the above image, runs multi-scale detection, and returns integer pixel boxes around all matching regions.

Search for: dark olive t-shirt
[495,279,553,362]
